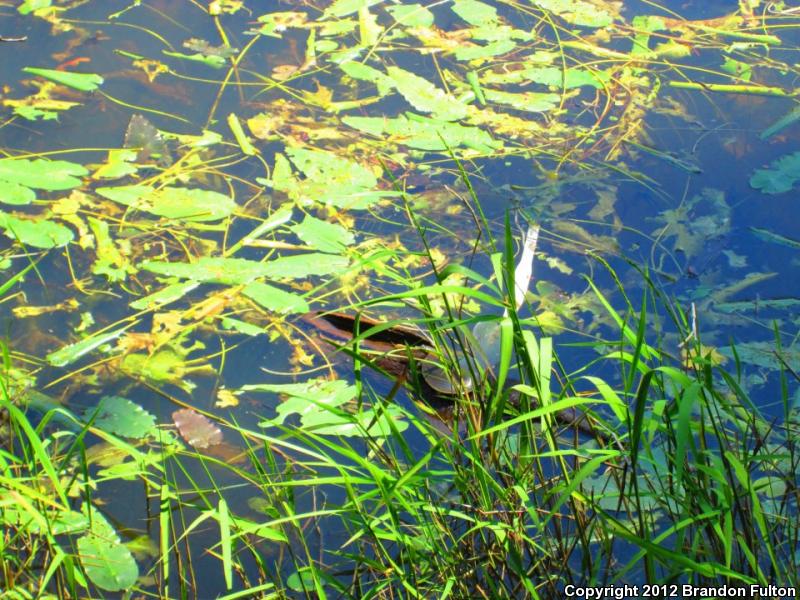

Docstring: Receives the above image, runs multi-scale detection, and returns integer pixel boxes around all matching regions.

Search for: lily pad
[84,396,157,439]
[0,213,74,248]
[0,180,36,205]
[0,157,87,190]
[77,509,138,592]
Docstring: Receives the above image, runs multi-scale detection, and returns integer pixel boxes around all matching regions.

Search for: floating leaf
[530,0,613,28]
[290,215,354,253]
[18,0,51,14]
[750,151,800,194]
[454,39,517,61]
[343,114,500,152]
[323,0,382,19]
[247,378,407,437]
[47,323,134,367]
[340,62,394,96]
[84,396,157,439]
[242,282,310,314]
[266,147,398,209]
[77,509,138,592]
[386,3,434,27]
[0,158,87,190]
[220,316,265,336]
[92,149,139,179]
[140,257,274,284]
[163,50,227,69]
[129,281,200,310]
[0,213,74,249]
[261,253,350,279]
[96,185,236,221]
[452,0,499,26]
[22,67,104,92]
[483,89,560,113]
[0,180,36,205]
[88,216,131,282]
[172,408,223,448]
[719,342,800,372]
[386,66,468,121]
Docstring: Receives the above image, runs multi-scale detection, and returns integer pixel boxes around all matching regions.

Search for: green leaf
[162,50,227,69]
[750,151,800,194]
[96,185,236,221]
[340,62,395,96]
[386,4,434,27]
[220,316,265,336]
[524,66,609,89]
[84,396,157,439]
[290,215,354,253]
[22,67,104,92]
[140,257,275,284]
[0,158,87,190]
[129,281,200,310]
[242,282,310,314]
[0,213,74,248]
[452,0,499,26]
[249,378,406,437]
[386,66,468,121]
[261,253,350,279]
[268,147,397,210]
[18,0,51,14]
[0,180,36,205]
[343,113,500,152]
[454,39,517,61]
[323,0,382,19]
[93,149,139,179]
[88,216,131,282]
[483,89,560,113]
[77,509,138,592]
[531,0,613,28]
[47,323,134,367]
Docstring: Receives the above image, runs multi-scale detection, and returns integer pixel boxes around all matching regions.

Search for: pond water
[1,0,799,597]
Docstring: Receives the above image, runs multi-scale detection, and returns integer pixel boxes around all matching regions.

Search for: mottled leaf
[173,408,223,448]
[84,396,157,439]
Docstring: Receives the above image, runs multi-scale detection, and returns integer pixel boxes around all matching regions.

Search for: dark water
[1,0,799,596]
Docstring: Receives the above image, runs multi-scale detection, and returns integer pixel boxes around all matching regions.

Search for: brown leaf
[172,409,223,449]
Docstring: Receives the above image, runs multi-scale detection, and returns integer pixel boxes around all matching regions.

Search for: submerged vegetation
[1,0,799,597]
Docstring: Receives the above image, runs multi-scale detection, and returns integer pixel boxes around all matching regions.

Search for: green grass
[2,202,798,598]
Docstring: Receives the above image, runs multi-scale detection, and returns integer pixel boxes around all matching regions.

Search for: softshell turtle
[303,224,607,438]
